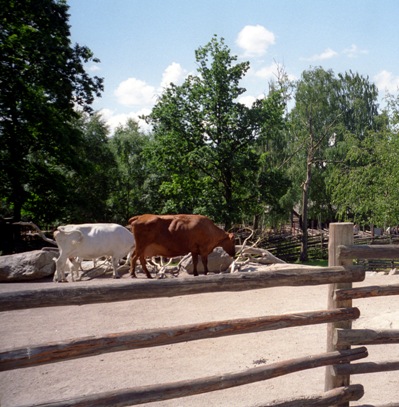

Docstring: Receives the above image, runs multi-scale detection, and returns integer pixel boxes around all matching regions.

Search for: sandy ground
[0,267,398,406]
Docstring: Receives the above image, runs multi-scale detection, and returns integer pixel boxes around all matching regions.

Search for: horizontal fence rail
[0,307,360,372]
[338,244,399,260]
[259,384,364,407]
[335,284,399,300]
[0,267,365,311]
[18,347,368,407]
[334,328,399,347]
[333,361,399,376]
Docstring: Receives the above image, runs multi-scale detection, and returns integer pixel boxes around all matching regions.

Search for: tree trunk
[223,168,233,230]
[11,188,23,222]
[300,157,312,261]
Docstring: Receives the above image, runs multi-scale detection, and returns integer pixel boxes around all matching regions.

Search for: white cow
[53,223,135,282]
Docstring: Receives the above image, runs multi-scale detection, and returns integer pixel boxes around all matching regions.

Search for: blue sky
[68,0,399,133]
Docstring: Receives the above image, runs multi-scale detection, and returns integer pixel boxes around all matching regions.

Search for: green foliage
[19,113,116,223]
[107,119,153,222]
[285,67,381,225]
[0,0,103,221]
[2,11,399,235]
[144,36,287,228]
[283,67,380,260]
[331,125,399,226]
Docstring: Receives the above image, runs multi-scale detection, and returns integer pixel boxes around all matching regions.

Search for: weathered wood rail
[333,360,399,376]
[334,328,399,346]
[0,307,360,371]
[16,348,367,407]
[335,284,399,300]
[262,384,364,407]
[0,266,364,311]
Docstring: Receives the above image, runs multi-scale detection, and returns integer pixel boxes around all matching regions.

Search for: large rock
[181,247,233,275]
[0,249,58,282]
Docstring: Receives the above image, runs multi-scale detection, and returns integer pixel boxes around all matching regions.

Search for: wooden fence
[0,222,398,405]
[324,222,399,406]
[262,232,328,262]
[262,227,399,268]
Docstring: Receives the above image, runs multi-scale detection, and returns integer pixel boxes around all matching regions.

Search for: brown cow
[128,214,236,278]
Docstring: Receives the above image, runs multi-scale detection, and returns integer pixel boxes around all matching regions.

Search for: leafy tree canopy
[107,119,153,223]
[144,36,286,228]
[0,0,103,221]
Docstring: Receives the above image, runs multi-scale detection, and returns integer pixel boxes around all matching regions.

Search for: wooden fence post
[325,222,354,395]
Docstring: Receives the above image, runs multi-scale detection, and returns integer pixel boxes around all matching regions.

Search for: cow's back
[56,223,134,258]
[130,215,185,257]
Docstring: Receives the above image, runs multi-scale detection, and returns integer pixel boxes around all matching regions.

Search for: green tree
[108,119,152,223]
[336,70,379,138]
[327,72,380,226]
[145,36,285,228]
[287,67,342,260]
[19,113,116,224]
[287,68,380,260]
[68,113,116,222]
[330,94,398,227]
[0,0,103,221]
[250,88,291,229]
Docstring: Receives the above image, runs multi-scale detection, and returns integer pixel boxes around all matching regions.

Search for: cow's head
[221,233,236,257]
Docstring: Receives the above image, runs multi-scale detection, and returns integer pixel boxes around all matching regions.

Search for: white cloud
[160,62,187,89]
[238,95,256,107]
[238,94,265,107]
[99,108,152,134]
[374,70,399,94]
[109,62,188,133]
[303,48,338,61]
[254,65,276,80]
[343,44,368,58]
[114,78,156,107]
[87,64,101,72]
[236,25,275,57]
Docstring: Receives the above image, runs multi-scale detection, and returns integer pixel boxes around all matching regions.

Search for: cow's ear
[228,233,235,239]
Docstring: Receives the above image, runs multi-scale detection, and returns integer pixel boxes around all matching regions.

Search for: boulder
[0,249,58,282]
[181,247,233,275]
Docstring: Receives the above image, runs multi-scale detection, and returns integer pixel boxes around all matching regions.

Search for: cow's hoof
[113,275,120,279]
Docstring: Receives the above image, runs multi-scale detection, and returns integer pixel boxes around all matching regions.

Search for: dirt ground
[0,267,398,406]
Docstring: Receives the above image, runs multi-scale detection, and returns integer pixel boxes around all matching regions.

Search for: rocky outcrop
[0,249,58,282]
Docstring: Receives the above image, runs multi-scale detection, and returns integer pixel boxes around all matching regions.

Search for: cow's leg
[69,257,81,281]
[129,249,138,278]
[201,255,209,275]
[140,255,153,279]
[111,257,120,279]
[192,253,199,276]
[54,254,68,283]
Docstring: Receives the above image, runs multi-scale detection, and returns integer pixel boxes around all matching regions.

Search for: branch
[13,222,56,246]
